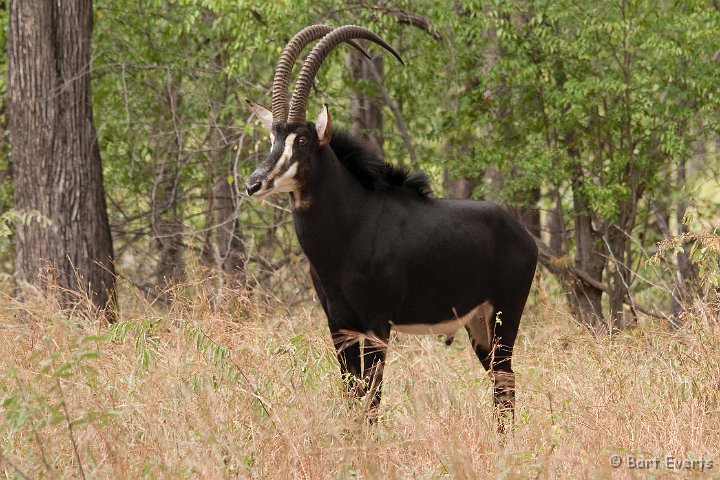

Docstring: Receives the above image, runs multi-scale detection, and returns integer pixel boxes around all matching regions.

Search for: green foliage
[110,316,164,368]
[110,314,248,387]
[0,0,717,315]
[0,6,13,275]
[0,324,121,475]
[654,229,720,296]
[447,0,720,220]
[89,0,454,281]
[93,1,315,273]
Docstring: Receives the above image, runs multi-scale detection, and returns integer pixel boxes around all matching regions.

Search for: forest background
[0,1,719,478]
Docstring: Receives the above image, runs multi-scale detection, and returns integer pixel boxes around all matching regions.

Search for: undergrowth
[0,275,718,479]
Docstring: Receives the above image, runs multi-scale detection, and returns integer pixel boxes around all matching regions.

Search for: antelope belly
[391,304,483,336]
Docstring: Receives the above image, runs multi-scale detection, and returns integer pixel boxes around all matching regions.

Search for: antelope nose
[246,181,262,196]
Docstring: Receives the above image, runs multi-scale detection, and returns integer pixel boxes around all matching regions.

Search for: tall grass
[0,277,718,479]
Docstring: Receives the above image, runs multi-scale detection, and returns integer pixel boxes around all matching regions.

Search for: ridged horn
[271,25,371,123]
[287,25,403,124]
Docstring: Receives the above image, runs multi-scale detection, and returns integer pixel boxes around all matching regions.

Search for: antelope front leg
[360,345,386,421]
[331,330,387,422]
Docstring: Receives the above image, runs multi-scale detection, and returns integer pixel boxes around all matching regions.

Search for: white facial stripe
[249,133,304,203]
[266,133,297,180]
[281,133,297,165]
[273,162,299,192]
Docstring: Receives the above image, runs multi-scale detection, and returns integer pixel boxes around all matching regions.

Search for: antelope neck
[292,145,368,269]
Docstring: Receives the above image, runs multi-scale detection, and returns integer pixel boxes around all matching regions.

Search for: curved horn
[272,25,371,122]
[287,25,404,124]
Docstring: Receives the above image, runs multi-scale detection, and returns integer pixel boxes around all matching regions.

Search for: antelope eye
[297,137,308,146]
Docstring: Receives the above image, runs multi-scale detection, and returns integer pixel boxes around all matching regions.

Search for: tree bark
[652,153,699,321]
[443,171,475,199]
[152,72,185,297]
[674,154,699,310]
[492,10,542,239]
[548,191,567,256]
[8,0,116,314]
[606,154,643,330]
[508,188,541,238]
[152,159,185,294]
[550,49,606,331]
[568,161,606,332]
[215,176,245,286]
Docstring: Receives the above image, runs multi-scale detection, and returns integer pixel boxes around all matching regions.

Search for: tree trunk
[152,160,185,294]
[198,172,245,297]
[653,153,699,321]
[215,153,246,288]
[443,170,475,199]
[490,11,541,239]
[674,154,699,310]
[210,113,246,287]
[509,188,541,238]
[607,223,633,329]
[568,162,606,332]
[199,177,216,268]
[8,0,116,314]
[347,49,384,160]
[152,73,185,297]
[548,191,567,256]
[215,175,245,286]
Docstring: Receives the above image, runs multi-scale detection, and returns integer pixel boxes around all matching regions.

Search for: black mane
[329,130,431,198]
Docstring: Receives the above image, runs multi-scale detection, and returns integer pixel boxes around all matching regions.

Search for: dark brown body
[246,24,537,428]
[291,132,538,422]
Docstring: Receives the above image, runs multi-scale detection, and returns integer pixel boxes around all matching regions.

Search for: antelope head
[245,25,403,203]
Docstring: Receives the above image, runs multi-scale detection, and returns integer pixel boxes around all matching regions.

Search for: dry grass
[0,277,719,479]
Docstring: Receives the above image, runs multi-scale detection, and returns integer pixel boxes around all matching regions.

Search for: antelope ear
[315,105,332,146]
[246,99,273,130]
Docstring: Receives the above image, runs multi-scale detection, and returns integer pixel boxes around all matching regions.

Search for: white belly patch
[391,303,491,338]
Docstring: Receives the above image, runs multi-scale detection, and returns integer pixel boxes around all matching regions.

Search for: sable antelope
[245,25,538,426]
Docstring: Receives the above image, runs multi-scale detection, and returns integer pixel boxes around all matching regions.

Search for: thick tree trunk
[198,172,245,296]
[200,179,216,268]
[200,112,246,291]
[8,0,116,313]
[606,161,642,329]
[347,50,384,160]
[211,117,246,287]
[570,215,606,331]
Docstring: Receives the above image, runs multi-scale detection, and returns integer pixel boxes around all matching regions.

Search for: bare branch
[532,234,669,320]
[371,7,443,41]
[365,57,419,168]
